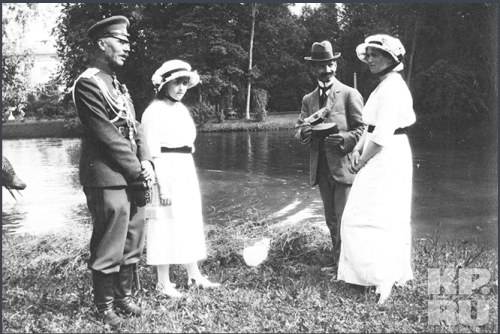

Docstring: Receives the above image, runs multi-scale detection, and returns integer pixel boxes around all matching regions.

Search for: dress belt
[367,125,408,135]
[161,146,192,154]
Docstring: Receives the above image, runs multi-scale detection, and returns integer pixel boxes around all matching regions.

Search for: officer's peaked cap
[87,15,130,41]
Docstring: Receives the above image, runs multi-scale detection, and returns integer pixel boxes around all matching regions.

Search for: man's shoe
[99,309,122,327]
[115,299,142,316]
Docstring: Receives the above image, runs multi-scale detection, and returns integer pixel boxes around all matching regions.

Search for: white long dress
[337,72,416,287]
[142,100,207,264]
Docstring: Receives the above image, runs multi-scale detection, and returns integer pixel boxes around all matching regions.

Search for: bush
[64,116,84,135]
[188,101,215,127]
[412,60,488,122]
[24,86,76,120]
[251,88,269,121]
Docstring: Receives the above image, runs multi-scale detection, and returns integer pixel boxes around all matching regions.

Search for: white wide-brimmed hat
[151,59,200,93]
[356,34,405,72]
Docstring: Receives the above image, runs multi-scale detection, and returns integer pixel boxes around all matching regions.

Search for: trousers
[316,147,351,267]
[84,186,146,274]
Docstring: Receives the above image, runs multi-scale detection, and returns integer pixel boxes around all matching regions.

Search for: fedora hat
[87,15,130,42]
[304,41,341,62]
[151,60,200,93]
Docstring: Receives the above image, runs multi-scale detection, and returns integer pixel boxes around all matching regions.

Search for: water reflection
[2,131,497,247]
[2,138,88,234]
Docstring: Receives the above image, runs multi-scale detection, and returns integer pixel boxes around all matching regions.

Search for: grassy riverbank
[2,214,497,333]
[1,114,298,139]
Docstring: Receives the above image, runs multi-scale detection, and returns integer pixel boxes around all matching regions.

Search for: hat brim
[304,52,341,62]
[356,43,404,72]
[87,16,130,40]
[157,70,200,92]
[356,43,400,63]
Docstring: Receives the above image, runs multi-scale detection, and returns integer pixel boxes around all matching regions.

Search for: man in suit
[72,16,154,327]
[295,40,365,272]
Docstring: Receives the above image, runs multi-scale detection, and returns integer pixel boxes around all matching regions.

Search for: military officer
[72,16,154,327]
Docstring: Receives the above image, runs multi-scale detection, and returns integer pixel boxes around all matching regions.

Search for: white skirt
[146,152,207,265]
[338,133,414,286]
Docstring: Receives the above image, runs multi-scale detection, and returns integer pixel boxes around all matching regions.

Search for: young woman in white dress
[142,60,220,298]
[337,35,416,304]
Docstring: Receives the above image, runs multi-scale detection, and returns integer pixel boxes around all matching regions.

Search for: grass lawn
[199,113,298,132]
[2,119,79,139]
[2,214,497,333]
[2,113,299,140]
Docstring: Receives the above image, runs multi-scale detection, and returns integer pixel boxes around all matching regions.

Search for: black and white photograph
[2,3,497,332]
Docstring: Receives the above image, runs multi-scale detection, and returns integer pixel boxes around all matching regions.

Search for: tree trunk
[245,4,257,120]
[405,7,421,89]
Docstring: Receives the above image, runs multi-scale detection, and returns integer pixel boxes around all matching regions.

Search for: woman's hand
[159,190,172,206]
[349,150,364,174]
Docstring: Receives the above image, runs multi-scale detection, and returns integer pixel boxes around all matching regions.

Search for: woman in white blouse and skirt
[337,35,416,304]
[142,60,220,298]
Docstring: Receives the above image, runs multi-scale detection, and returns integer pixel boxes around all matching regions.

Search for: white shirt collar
[318,77,335,88]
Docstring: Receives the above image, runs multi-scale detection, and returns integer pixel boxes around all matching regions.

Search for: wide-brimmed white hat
[356,34,405,72]
[151,59,200,93]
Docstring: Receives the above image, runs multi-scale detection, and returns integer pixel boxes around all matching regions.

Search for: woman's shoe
[188,276,221,289]
[157,282,183,298]
[377,282,393,304]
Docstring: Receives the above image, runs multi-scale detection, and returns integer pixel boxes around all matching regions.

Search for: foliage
[251,88,269,121]
[23,84,75,120]
[2,219,498,333]
[251,4,310,112]
[188,101,215,128]
[337,2,497,128]
[2,3,38,118]
[412,60,488,122]
[52,3,496,130]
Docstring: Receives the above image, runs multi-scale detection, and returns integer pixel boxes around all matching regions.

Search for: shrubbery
[188,101,215,127]
[412,60,488,123]
[251,88,269,121]
[24,86,76,120]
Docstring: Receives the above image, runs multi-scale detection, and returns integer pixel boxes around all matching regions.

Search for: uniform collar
[90,58,115,76]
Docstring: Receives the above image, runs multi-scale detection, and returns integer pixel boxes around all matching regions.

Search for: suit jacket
[295,77,365,186]
[73,67,152,187]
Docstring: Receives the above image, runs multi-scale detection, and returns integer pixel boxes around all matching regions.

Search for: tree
[337,2,496,131]
[249,3,309,112]
[2,3,38,118]
[55,3,311,119]
[245,3,258,120]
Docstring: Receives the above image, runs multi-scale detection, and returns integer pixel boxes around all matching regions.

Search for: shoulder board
[80,68,100,79]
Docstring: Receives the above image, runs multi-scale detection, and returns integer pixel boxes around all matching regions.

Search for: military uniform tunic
[73,65,153,274]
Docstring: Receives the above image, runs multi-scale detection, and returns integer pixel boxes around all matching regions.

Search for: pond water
[2,129,497,247]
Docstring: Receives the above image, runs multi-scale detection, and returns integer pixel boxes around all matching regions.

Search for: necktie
[319,84,332,108]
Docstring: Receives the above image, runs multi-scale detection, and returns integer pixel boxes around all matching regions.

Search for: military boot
[113,264,142,316]
[92,270,122,327]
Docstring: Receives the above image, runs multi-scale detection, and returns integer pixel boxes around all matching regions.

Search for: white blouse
[142,100,197,158]
[363,72,416,146]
